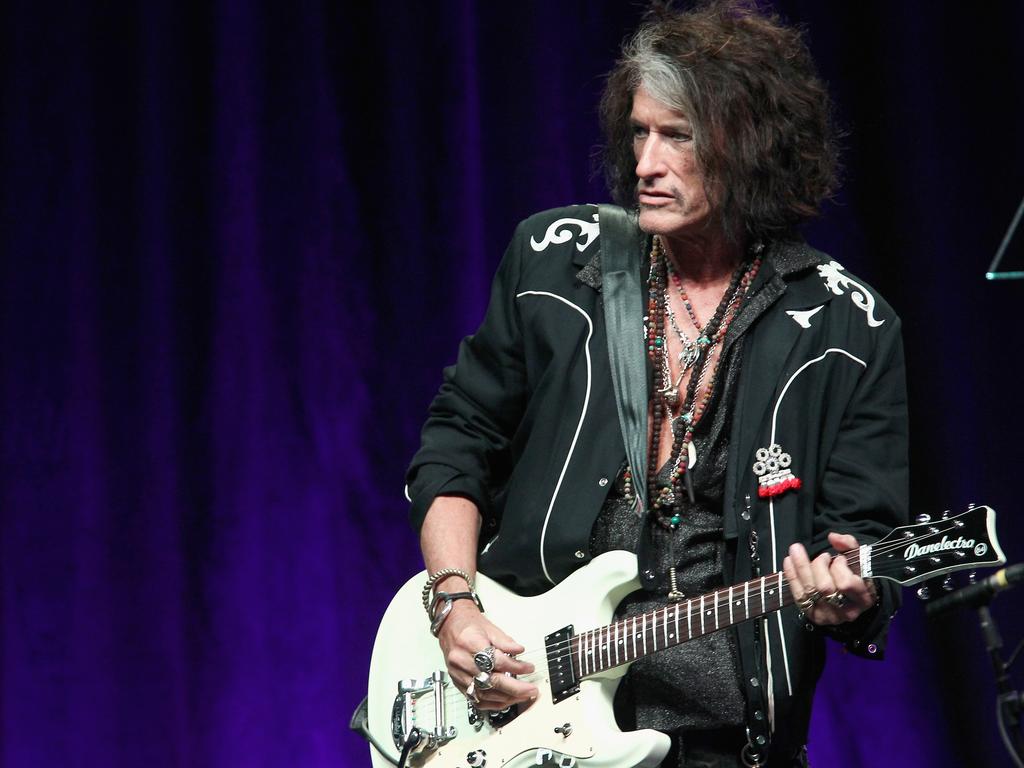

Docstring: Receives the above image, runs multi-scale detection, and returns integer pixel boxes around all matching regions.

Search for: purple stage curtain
[2,2,1023,767]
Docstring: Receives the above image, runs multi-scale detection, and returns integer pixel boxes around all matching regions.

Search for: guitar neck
[570,556,859,679]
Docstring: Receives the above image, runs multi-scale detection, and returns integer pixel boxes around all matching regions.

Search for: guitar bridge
[390,671,457,752]
[545,625,579,704]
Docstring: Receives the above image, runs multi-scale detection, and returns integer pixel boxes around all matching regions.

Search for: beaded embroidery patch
[752,443,802,498]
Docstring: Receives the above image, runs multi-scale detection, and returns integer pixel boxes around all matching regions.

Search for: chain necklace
[645,236,762,531]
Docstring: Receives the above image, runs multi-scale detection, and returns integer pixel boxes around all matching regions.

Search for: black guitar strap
[599,205,775,765]
[597,204,649,513]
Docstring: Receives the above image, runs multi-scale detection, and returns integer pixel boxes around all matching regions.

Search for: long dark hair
[599,2,840,242]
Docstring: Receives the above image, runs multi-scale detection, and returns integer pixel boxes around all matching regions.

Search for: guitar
[362,505,1004,768]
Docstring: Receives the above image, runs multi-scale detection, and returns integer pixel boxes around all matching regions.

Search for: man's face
[630,86,713,240]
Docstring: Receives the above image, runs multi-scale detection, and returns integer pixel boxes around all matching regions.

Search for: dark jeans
[662,729,809,768]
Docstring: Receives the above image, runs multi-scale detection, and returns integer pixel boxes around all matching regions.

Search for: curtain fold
[2,3,1022,766]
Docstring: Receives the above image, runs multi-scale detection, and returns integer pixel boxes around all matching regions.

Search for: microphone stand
[985,191,1024,281]
[976,603,1024,767]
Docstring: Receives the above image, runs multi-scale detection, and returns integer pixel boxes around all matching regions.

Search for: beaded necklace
[644,236,762,531]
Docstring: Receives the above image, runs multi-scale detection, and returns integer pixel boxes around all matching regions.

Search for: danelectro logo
[904,536,975,560]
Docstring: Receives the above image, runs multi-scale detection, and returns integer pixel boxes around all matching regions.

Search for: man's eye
[631,125,648,139]
[672,132,693,143]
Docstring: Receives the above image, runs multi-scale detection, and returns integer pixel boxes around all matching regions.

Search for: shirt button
[867,643,878,655]
[643,569,655,581]
[574,550,585,559]
[598,477,609,487]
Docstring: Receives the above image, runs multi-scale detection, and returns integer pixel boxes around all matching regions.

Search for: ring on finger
[474,671,494,690]
[797,595,815,613]
[466,680,479,703]
[804,588,822,604]
[826,591,850,608]
[473,645,496,674]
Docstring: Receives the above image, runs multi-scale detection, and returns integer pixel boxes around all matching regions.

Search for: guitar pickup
[545,625,579,704]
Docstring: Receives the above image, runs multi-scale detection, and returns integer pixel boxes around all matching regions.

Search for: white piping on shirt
[516,290,594,585]
[763,347,867,728]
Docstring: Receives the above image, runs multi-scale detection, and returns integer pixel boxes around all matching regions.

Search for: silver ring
[826,591,850,608]
[797,596,815,613]
[804,588,821,604]
[466,680,479,703]
[473,645,496,674]
[473,671,494,690]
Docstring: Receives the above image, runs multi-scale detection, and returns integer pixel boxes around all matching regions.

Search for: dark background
[2,1,1023,766]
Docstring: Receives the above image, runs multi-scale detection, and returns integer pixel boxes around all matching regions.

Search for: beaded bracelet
[421,568,476,615]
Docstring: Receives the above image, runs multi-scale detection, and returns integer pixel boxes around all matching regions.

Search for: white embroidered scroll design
[530,213,599,253]
[817,261,884,327]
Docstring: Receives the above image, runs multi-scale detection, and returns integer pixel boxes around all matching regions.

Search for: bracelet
[429,591,485,637]
[421,568,475,615]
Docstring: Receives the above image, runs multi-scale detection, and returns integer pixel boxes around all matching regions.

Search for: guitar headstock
[865,505,1006,585]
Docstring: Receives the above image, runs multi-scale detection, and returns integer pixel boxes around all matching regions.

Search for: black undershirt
[589,334,747,734]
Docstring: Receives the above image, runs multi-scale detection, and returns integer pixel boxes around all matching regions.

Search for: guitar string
[421,518,980,714]
[416,518,984,711]
[420,518,981,712]
[500,517,976,665]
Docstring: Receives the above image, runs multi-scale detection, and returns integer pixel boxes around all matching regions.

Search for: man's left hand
[782,532,878,626]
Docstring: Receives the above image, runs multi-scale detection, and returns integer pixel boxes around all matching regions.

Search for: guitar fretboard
[569,573,795,678]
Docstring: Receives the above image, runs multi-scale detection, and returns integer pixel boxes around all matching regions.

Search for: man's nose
[635,136,664,179]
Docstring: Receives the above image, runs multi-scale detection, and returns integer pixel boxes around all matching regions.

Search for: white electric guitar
[361,506,1004,768]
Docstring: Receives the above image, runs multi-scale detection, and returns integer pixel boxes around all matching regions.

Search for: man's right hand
[437,600,538,711]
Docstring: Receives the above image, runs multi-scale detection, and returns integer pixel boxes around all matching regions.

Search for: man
[406,3,908,766]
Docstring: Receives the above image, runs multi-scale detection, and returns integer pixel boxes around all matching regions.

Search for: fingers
[785,536,874,626]
[439,613,537,709]
[830,552,874,614]
[472,668,538,709]
[828,531,859,553]
[784,542,822,602]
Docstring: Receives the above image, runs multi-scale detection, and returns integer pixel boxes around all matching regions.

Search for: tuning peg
[916,586,931,600]
[942,576,955,592]
[967,502,976,510]
[915,514,931,524]
[941,510,950,520]
[968,571,978,584]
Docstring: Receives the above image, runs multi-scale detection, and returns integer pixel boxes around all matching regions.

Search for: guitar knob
[466,749,487,766]
[554,722,573,737]
[942,576,955,592]
[915,514,931,523]
[916,586,930,600]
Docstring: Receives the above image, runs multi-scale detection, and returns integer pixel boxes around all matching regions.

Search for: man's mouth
[638,190,674,205]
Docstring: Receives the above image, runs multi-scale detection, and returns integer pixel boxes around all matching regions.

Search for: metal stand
[976,605,1024,767]
[986,192,1024,281]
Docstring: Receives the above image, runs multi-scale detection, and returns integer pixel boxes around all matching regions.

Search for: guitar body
[366,551,671,767]
[364,505,1004,767]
